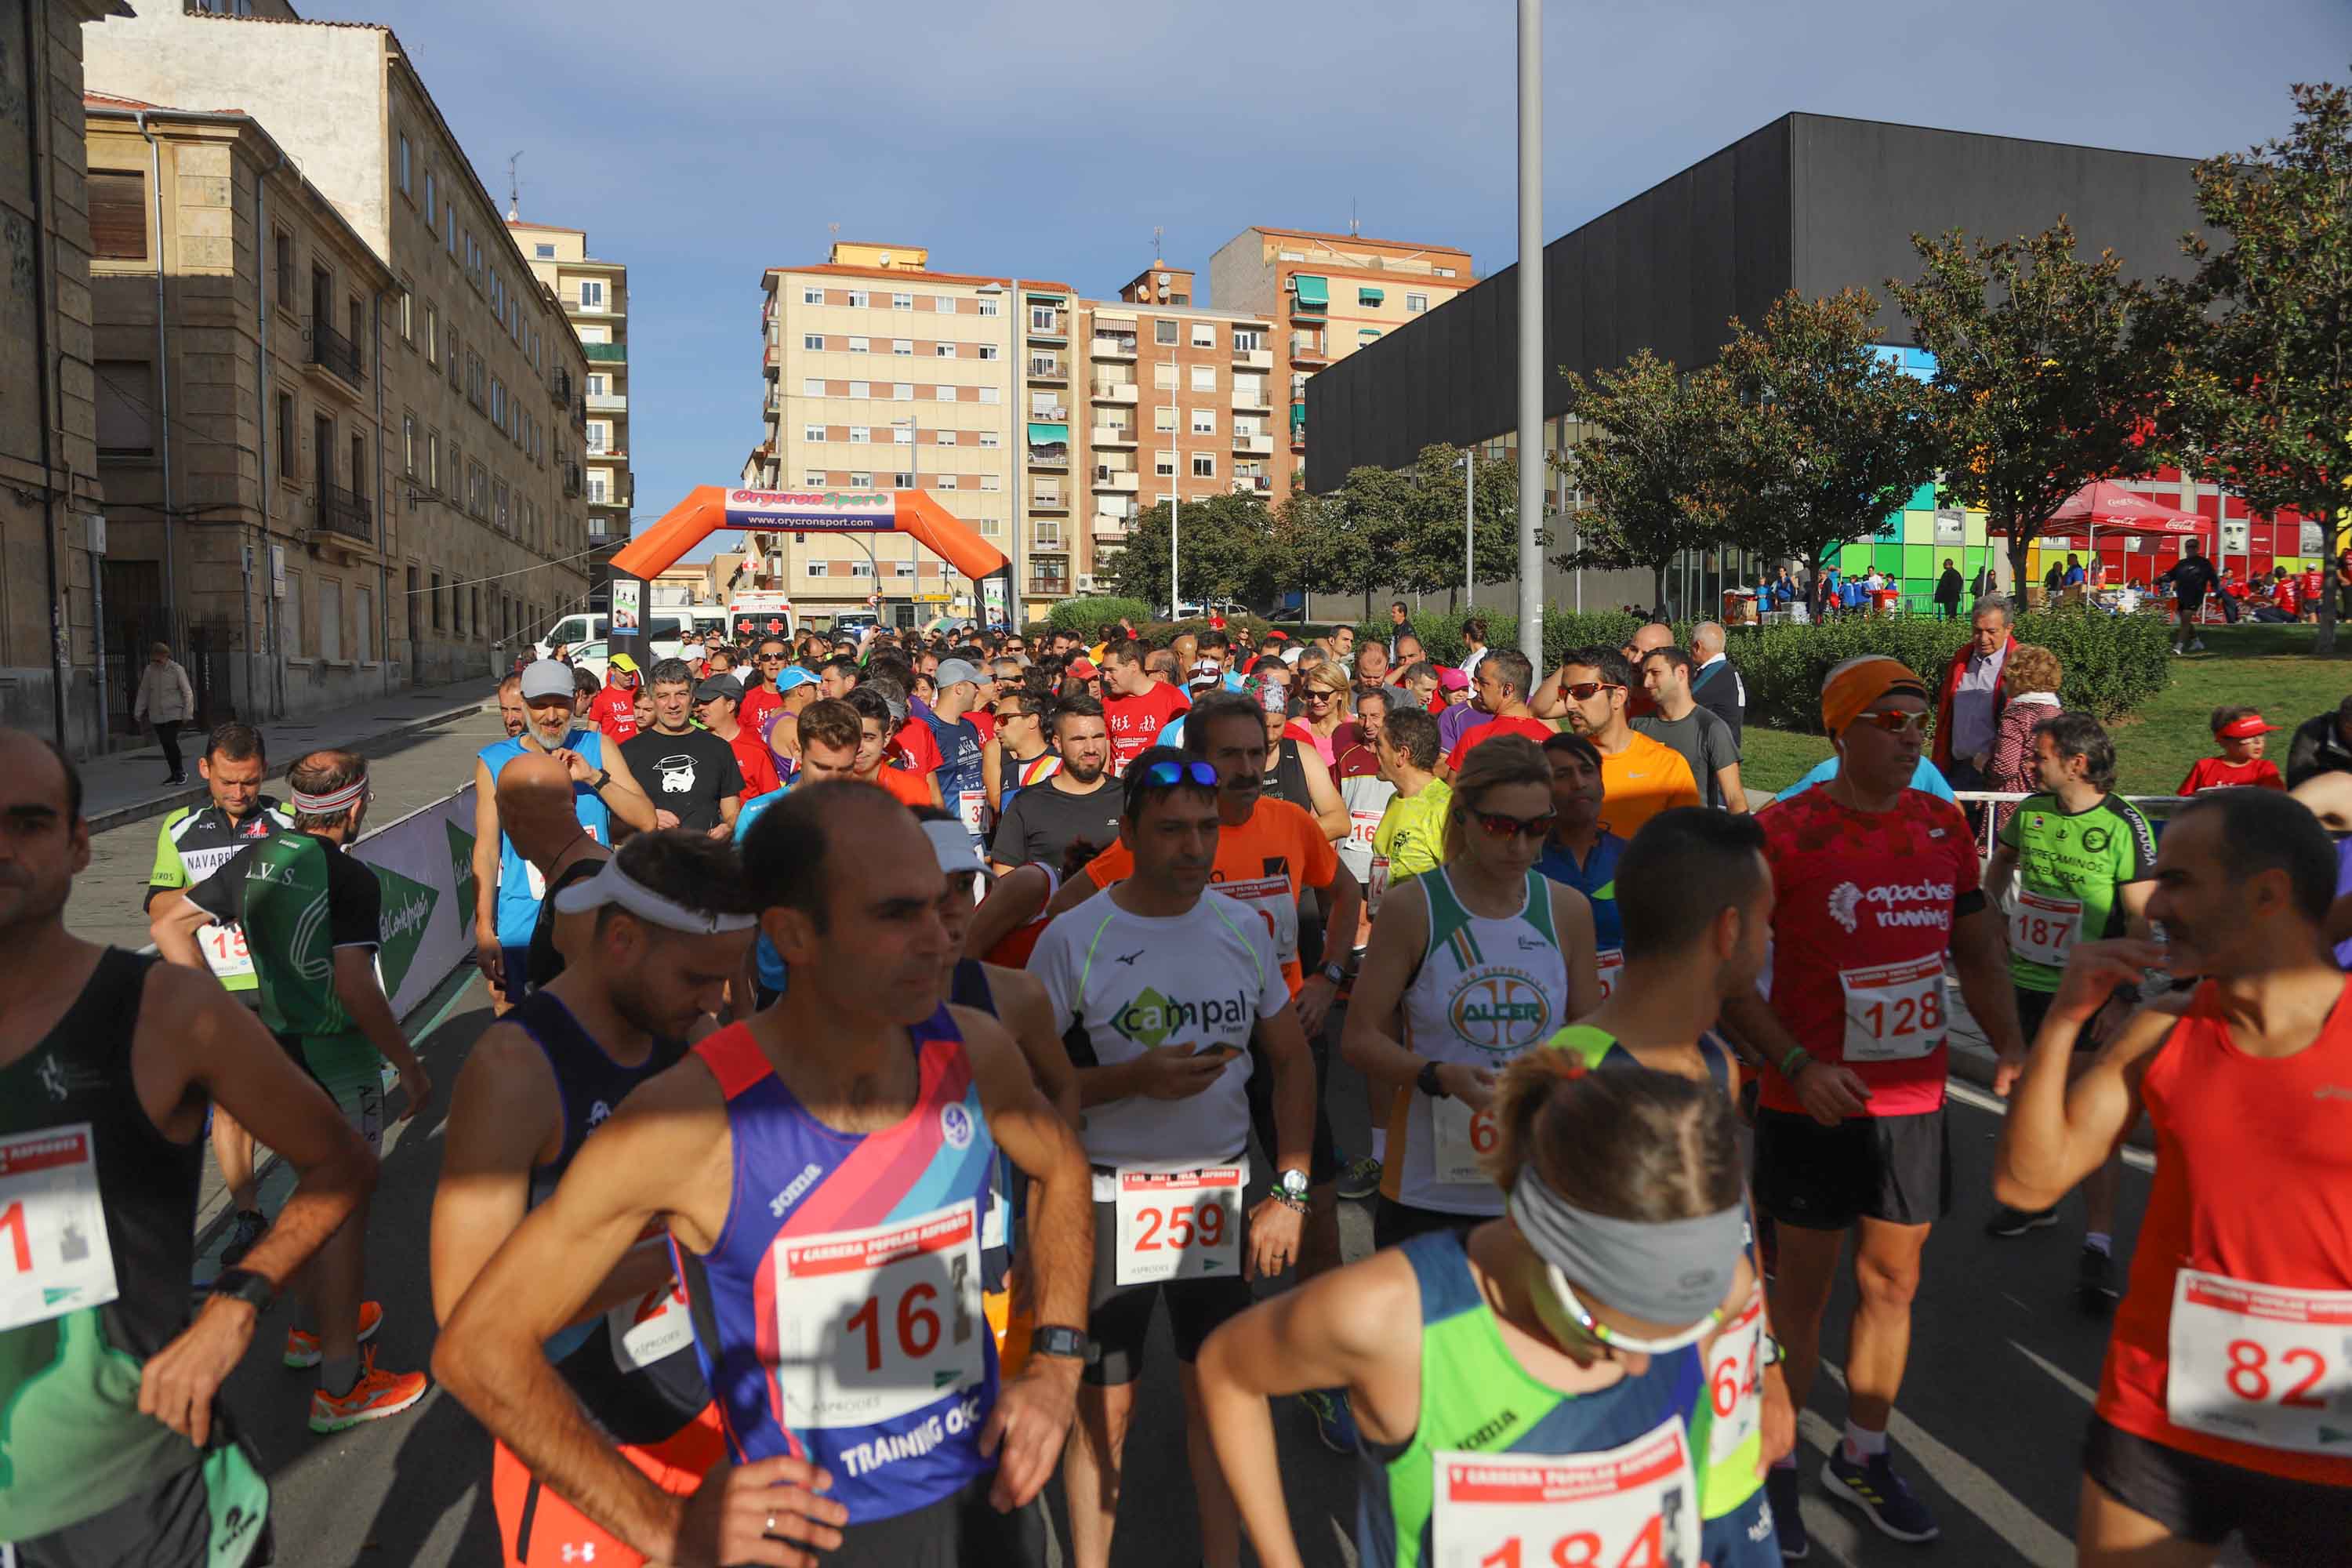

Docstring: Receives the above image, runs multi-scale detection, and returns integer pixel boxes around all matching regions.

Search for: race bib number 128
[0,1124,119,1334]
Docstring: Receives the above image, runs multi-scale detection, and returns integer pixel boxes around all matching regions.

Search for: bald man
[1535,620,1675,722]
[1688,620,1746,742]
[493,751,612,1002]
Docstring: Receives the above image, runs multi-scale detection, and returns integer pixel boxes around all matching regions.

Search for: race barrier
[347,783,485,1018]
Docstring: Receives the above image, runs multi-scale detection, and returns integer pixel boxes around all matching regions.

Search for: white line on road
[2010,1338,2099,1407]
[1946,1080,2155,1174]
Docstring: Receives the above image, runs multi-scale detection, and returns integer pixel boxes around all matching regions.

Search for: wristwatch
[1029,1324,1091,1363]
[589,766,611,792]
[209,1267,275,1315]
[1320,960,1348,986]
[1417,1060,1448,1100]
[1276,1167,1312,1203]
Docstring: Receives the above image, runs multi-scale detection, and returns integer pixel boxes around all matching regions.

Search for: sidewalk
[85,677,501,834]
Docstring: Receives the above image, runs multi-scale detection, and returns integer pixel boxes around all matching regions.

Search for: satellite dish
[878,252,893,265]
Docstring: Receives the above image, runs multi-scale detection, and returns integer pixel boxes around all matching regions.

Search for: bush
[1733,605,2172,732]
[1045,597,1153,636]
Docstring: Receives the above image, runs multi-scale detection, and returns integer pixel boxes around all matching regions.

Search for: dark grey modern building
[1304,113,2212,615]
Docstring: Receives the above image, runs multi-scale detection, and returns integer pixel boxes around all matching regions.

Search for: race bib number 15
[0,1125,119,1334]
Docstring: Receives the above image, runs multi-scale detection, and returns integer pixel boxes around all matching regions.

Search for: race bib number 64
[0,1125,119,1334]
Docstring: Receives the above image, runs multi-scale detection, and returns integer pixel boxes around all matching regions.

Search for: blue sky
[305,0,2350,554]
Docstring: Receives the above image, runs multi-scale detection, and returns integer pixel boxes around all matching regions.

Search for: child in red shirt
[2176,706,2287,794]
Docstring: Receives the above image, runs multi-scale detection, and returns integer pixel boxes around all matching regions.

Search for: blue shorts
[500,944,532,1005]
[1701,1483,1781,1568]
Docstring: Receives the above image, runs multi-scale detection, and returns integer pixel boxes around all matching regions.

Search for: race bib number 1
[1429,1095,1498,1188]
[1430,1417,1700,1568]
[1839,956,1947,1062]
[1113,1167,1243,1288]
[1595,949,1624,1001]
[2166,1269,2352,1457]
[771,1201,985,1430]
[0,1125,119,1334]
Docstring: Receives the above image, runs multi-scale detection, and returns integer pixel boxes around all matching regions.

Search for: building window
[935,343,956,359]
[891,561,916,578]
[848,289,869,308]
[935,386,956,403]
[979,344,1000,361]
[1357,289,1382,307]
[849,426,869,445]
[1153,320,1178,347]
[892,471,915,489]
[1191,408,1216,434]
[533,242,555,259]
[934,296,955,314]
[848,336,869,353]
[978,387,1000,405]
[586,421,608,453]
[935,430,956,445]
[1406,292,1428,314]
[803,423,825,443]
[1152,363,1177,390]
[587,472,608,503]
[892,383,912,401]
[397,132,411,194]
[977,431,1000,448]
[803,333,825,350]
[891,339,912,356]
[803,377,825,396]
[273,229,294,307]
[1154,405,1176,432]
[277,393,296,477]
[423,171,436,227]
[426,431,439,489]
[849,381,869,399]
[1030,304,1058,330]
[1192,454,1216,478]
[1155,455,1175,477]
[980,474,1001,492]
[579,279,605,310]
[586,374,605,395]
[850,559,875,576]
[401,413,416,474]
[430,572,443,630]
[850,472,872,488]
[445,202,457,257]
[891,425,913,445]
[94,360,154,456]
[892,292,913,310]
[1190,365,1216,392]
[802,285,822,305]
[1191,323,1215,349]
[977,298,999,317]
[89,169,147,260]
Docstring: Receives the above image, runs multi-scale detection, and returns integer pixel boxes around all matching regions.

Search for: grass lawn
[1736,621,2352,799]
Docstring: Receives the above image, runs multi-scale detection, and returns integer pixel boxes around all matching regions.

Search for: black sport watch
[1029,1324,1091,1363]
[1417,1060,1448,1099]
[209,1267,275,1314]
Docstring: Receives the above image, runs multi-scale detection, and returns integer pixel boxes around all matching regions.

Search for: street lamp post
[1169,350,1181,618]
[1515,0,1544,663]
[1463,448,1475,608]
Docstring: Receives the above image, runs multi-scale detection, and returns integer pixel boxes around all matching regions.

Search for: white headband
[291,778,367,815]
[550,857,759,934]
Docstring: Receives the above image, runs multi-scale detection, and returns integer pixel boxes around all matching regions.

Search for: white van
[535,610,695,663]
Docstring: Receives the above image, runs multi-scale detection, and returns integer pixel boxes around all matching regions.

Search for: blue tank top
[506,991,710,1445]
[480,731,612,946]
[679,1011,1001,1525]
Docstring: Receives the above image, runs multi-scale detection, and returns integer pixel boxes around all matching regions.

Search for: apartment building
[512,218,630,590]
[4,0,125,757]
[83,2,593,695]
[758,242,1072,626]
[87,97,397,728]
[1209,226,1474,499]
[1067,262,1276,593]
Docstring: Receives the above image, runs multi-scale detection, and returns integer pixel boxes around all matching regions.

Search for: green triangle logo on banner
[372,863,441,1000]
[445,820,477,936]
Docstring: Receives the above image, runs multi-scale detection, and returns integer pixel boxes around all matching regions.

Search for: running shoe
[1820,1447,1939,1542]
[2075,1244,2119,1318]
[307,1347,428,1433]
[2188,638,2206,652]
[1298,1388,1361,1454]
[1336,1154,1381,1201]
[283,1300,384,1369]
[1983,1204,2057,1238]
[218,1208,267,1269]
[1764,1466,1808,1560]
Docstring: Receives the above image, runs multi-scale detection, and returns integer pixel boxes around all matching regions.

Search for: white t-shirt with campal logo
[1029,887,1289,1170]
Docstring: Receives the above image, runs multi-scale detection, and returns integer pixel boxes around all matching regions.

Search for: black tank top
[1266,737,1312,813]
[0,949,219,1534]
[507,990,710,1444]
[948,958,1020,1291]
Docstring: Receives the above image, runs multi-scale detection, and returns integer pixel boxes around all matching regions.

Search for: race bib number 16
[0,1124,119,1334]
[770,1201,985,1431]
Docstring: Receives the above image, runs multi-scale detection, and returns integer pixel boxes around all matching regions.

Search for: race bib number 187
[0,1124,119,1334]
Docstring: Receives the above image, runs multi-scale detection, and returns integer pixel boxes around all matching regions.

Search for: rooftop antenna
[1152,224,1163,263]
[506,151,523,220]
[1349,198,1359,238]
[828,220,840,257]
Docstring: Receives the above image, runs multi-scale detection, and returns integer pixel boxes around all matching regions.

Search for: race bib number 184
[0,1125,119,1334]
[1430,1418,1700,1568]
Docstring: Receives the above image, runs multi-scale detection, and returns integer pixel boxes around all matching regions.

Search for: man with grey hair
[1689,619,1747,742]
[1933,596,2017,792]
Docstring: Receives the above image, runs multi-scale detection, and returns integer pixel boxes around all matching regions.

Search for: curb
[89,695,493,837]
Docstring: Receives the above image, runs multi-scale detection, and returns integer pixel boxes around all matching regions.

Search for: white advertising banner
[349,785,484,1018]
[611,579,641,633]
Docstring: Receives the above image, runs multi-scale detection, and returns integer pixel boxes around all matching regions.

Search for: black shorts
[1243,1009,1340,1187]
[824,1475,1047,1566]
[2084,1415,2352,1563]
[13,1442,271,1568]
[1374,1197,1482,1252]
[1082,1195,1254,1385]
[2011,983,2078,1053]
[1751,1107,1950,1230]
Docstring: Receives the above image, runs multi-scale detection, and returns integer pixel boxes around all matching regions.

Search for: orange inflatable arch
[608,485,1010,583]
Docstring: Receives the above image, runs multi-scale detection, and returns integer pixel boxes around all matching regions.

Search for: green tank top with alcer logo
[240,833,376,1093]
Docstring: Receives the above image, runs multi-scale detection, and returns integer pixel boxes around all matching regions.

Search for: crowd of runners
[4,597,2350,1568]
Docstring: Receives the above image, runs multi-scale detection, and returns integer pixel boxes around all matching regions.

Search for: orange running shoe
[282,1300,384,1369]
[308,1345,427,1433]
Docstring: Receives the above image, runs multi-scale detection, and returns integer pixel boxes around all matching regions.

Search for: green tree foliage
[1889,220,2172,593]
[1102,492,1276,612]
[2149,74,2352,649]
[1718,289,1945,575]
[1262,488,1375,614]
[1551,350,1740,613]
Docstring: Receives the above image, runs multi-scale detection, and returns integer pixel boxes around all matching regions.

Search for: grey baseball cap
[933,658,984,691]
[520,659,575,702]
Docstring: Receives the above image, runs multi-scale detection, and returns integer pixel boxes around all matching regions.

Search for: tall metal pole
[1464,448,1475,608]
[1169,350,1181,617]
[1515,0,1544,662]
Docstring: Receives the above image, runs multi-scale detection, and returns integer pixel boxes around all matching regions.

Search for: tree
[1102,492,1275,613]
[1889,220,2174,594]
[2151,74,2352,649]
[1331,463,1417,619]
[1552,350,1740,614]
[1263,488,1373,617]
[1717,289,1945,579]
[1385,445,1535,610]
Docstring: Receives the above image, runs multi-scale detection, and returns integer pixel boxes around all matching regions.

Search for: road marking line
[1947,1080,2155,1174]
[2010,1338,2098,1406]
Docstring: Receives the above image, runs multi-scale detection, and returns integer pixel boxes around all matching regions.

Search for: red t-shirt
[728,728,782,799]
[893,717,943,775]
[2176,754,2285,794]
[738,684,783,739]
[587,685,639,743]
[1446,713,1557,772]
[1755,786,1981,1120]
[1104,683,1191,774]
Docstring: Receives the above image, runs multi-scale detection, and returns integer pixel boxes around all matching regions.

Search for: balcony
[583,341,628,365]
[561,462,583,498]
[1090,382,1139,405]
[1025,575,1070,599]
[1090,336,1138,361]
[1093,467,1140,492]
[1232,347,1272,371]
[1031,490,1068,512]
[1029,448,1070,473]
[1289,338,1327,364]
[1091,424,1136,447]
[1230,475,1273,495]
[763,341,779,368]
[1092,514,1131,539]
[1232,432,1274,456]
[586,391,627,412]
[551,366,574,405]
[1025,358,1068,383]
[1029,404,1069,422]
[310,318,365,387]
[1232,386,1271,412]
[1026,314,1066,341]
[313,481,373,543]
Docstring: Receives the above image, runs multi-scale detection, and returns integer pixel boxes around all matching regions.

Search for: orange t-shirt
[1080,797,1337,995]
[867,764,935,808]
[1595,731,1700,839]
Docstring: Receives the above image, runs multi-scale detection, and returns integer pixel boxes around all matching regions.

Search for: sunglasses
[1546,1264,1740,1354]
[1471,808,1557,841]
[1563,681,1621,701]
[1131,759,1220,790]
[758,653,786,662]
[1853,710,1933,735]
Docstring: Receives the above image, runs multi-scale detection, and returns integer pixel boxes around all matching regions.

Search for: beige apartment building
[84,2,593,698]
[512,219,630,590]
[1209,226,1474,499]
[87,97,398,728]
[3,0,125,758]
